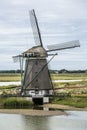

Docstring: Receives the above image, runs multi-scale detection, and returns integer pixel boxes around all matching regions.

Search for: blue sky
[0,0,87,70]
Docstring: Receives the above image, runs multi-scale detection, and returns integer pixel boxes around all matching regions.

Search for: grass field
[0,72,87,93]
[51,96,87,108]
[0,72,87,108]
[51,73,87,80]
[0,72,87,81]
[0,73,21,82]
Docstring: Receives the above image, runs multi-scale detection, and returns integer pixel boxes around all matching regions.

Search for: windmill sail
[13,55,20,63]
[12,55,23,62]
[47,40,80,52]
[29,9,43,46]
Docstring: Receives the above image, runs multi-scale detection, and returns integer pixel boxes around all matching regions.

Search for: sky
[0,0,87,70]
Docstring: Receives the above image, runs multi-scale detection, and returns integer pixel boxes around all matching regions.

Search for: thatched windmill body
[13,9,80,103]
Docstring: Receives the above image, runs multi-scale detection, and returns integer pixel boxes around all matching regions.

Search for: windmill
[13,9,80,104]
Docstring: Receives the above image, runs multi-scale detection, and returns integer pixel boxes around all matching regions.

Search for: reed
[2,97,33,108]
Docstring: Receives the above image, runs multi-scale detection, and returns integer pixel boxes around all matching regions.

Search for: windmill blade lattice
[29,9,43,46]
[13,55,21,63]
[47,40,80,52]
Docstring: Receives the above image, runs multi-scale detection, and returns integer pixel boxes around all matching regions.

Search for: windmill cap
[22,46,47,57]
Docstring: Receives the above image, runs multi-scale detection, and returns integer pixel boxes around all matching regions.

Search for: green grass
[51,96,87,108]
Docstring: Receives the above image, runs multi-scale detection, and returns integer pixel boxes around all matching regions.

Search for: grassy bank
[51,96,87,108]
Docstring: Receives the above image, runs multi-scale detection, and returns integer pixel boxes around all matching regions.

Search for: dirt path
[0,109,66,116]
[43,104,87,111]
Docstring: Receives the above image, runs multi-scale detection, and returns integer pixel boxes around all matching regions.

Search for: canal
[0,111,87,130]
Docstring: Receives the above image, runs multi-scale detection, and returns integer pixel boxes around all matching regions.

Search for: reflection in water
[0,114,25,130]
[0,111,87,130]
[23,116,50,130]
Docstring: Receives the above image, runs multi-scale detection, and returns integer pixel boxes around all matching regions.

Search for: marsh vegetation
[0,97,33,108]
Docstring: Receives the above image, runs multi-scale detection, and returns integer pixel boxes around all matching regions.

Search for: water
[0,79,82,86]
[0,82,21,86]
[53,79,82,83]
[0,111,87,130]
